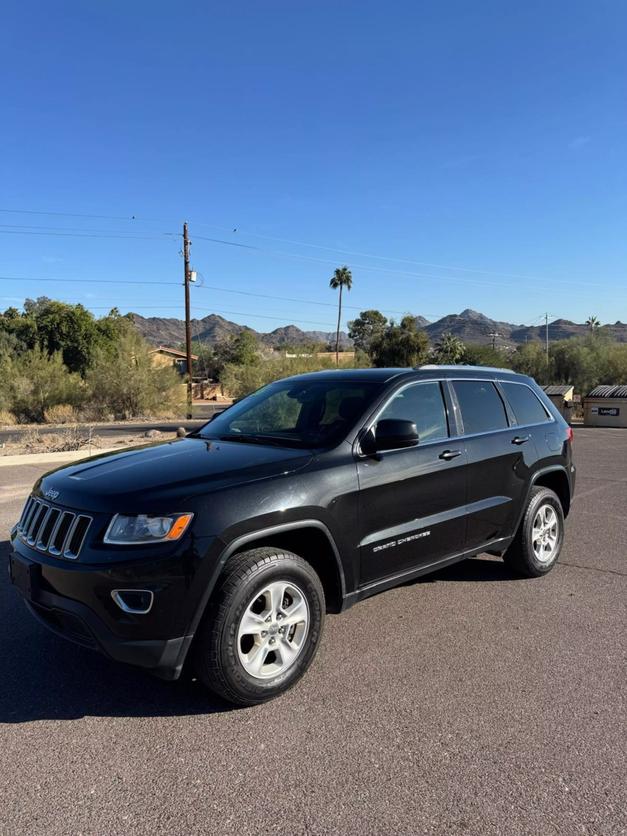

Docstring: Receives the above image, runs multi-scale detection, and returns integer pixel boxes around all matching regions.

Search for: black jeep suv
[10,366,575,706]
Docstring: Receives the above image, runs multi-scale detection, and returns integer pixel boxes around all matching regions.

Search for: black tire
[193,547,325,706]
[503,486,565,578]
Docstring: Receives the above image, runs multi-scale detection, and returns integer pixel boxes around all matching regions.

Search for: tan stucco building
[149,346,198,373]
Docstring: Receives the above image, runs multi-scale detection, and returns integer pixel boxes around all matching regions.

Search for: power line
[0,274,446,318]
[0,222,179,236]
[0,208,139,222]
[0,275,178,286]
[0,229,173,241]
[0,206,617,288]
[193,276,443,317]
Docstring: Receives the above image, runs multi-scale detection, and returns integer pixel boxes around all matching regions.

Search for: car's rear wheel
[503,486,565,577]
[193,547,325,706]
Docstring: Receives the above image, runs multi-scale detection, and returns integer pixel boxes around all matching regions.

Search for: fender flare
[513,465,572,533]
[188,519,346,640]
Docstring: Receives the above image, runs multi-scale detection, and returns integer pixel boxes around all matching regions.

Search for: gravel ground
[0,428,625,835]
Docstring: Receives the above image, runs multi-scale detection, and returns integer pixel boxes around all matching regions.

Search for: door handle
[512,435,530,445]
[439,449,462,460]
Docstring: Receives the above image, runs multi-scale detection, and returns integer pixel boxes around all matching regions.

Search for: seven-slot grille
[16,496,92,560]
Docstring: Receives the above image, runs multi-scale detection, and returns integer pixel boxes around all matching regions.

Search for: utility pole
[489,331,501,351]
[183,222,193,420]
[545,312,549,370]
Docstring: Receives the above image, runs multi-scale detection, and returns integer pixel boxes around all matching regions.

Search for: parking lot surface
[1,428,625,835]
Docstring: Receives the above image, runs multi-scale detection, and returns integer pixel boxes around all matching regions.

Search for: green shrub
[86,329,184,420]
[221,356,337,399]
[0,408,17,426]
[43,403,79,424]
[8,348,85,422]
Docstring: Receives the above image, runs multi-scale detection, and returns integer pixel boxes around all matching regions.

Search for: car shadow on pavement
[418,555,520,584]
[0,542,235,724]
[1,547,517,724]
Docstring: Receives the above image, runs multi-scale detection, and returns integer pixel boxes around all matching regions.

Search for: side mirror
[374,419,419,451]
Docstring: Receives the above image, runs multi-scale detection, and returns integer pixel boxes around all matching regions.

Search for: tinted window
[453,380,508,435]
[501,382,549,425]
[200,380,381,448]
[378,381,449,442]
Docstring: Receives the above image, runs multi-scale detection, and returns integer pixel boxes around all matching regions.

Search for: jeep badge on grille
[44,489,59,501]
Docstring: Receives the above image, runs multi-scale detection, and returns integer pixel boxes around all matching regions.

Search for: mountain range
[132,309,627,350]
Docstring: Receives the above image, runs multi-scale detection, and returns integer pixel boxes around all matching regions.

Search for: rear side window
[501,382,549,426]
[453,380,509,435]
[378,381,449,442]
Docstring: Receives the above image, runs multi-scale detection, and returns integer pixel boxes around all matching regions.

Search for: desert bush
[43,403,78,424]
[8,348,85,422]
[76,404,115,423]
[221,355,336,399]
[0,408,18,425]
[86,329,184,420]
[19,426,100,454]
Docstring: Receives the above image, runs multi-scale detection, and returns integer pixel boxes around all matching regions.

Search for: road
[1,428,625,835]
[0,405,224,444]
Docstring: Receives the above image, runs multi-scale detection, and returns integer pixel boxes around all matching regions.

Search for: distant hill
[132,310,627,350]
[423,309,627,346]
[132,313,352,349]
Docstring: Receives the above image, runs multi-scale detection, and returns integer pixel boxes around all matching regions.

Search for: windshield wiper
[218,434,303,448]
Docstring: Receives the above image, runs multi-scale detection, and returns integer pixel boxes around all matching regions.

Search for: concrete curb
[0,447,120,468]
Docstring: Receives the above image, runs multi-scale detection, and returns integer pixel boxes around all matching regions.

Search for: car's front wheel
[503,486,565,577]
[194,547,325,706]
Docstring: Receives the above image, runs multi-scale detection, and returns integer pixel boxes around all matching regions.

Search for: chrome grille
[16,496,92,560]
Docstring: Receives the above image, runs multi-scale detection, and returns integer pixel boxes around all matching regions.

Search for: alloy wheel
[532,503,560,563]
[237,581,310,679]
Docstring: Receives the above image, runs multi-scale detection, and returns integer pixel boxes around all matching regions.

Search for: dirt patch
[1,427,179,456]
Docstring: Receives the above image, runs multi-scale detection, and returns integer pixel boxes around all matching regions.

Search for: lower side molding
[342,536,512,609]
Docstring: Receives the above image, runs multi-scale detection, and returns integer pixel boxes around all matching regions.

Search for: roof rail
[415,364,514,374]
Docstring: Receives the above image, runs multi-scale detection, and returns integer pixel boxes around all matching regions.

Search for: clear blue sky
[1,0,625,334]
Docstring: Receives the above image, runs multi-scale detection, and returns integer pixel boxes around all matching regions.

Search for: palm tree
[329,266,352,365]
[434,332,465,364]
[586,315,600,332]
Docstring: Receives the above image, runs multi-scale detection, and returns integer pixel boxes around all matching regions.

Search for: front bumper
[9,530,218,680]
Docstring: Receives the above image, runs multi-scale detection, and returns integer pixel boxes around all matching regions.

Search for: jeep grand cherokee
[9,366,575,706]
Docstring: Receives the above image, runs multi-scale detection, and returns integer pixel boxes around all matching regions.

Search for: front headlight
[104,513,194,545]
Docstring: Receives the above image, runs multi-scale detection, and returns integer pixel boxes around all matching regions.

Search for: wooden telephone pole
[183,222,193,420]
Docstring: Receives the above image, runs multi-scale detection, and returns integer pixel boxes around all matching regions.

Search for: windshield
[197,379,383,449]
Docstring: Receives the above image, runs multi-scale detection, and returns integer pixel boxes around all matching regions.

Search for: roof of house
[587,384,627,398]
[150,345,198,360]
[542,385,574,396]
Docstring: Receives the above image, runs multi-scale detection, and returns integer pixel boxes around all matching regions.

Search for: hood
[36,437,313,513]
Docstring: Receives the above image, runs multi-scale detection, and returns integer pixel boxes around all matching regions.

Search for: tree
[0,307,37,354]
[7,348,84,422]
[348,309,388,355]
[221,355,336,400]
[230,331,260,366]
[434,332,465,364]
[329,266,352,366]
[462,344,511,368]
[86,329,183,419]
[33,300,100,374]
[511,342,551,384]
[210,331,260,380]
[586,315,600,332]
[370,316,430,367]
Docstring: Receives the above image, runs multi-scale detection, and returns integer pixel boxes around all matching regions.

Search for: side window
[378,381,449,442]
[501,382,549,426]
[453,380,509,435]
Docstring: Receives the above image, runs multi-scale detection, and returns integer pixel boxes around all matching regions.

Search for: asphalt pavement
[0,428,625,835]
